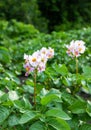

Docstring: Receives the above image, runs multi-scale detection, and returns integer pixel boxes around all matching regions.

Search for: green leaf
[23,97,32,109]
[0,47,11,63]
[86,101,91,116]
[82,66,91,78]
[41,88,61,105]
[14,98,32,110]
[29,121,46,130]
[14,100,25,109]
[87,83,91,94]
[59,64,68,76]
[19,111,38,124]
[68,116,79,130]
[23,85,34,94]
[62,92,76,105]
[47,117,71,130]
[2,100,13,107]
[69,100,87,114]
[46,108,71,120]
[0,93,8,102]
[0,90,5,97]
[62,77,71,86]
[79,124,91,130]
[53,64,68,76]
[0,106,10,125]
[8,115,19,126]
[41,94,60,105]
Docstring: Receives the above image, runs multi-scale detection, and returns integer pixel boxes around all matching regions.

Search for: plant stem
[76,57,78,74]
[34,69,37,106]
[73,57,79,95]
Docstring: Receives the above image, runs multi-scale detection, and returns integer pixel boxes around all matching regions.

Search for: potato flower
[29,50,41,67]
[47,47,54,58]
[24,47,54,76]
[40,47,48,56]
[24,54,33,76]
[66,40,85,58]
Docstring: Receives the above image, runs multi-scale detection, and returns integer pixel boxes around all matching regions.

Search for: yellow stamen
[32,58,36,62]
[26,67,30,71]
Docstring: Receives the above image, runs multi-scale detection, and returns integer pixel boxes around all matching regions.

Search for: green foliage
[0,47,11,63]
[0,20,91,129]
[29,121,46,130]
[46,108,71,120]
[79,124,91,130]
[1,0,91,32]
[47,118,71,130]
[19,111,39,124]
[0,106,10,125]
[41,88,61,105]
[38,0,91,31]
[0,0,48,32]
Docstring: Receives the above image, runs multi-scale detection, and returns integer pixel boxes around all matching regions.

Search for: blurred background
[0,0,91,33]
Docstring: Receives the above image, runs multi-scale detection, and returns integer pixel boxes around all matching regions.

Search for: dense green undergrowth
[0,20,91,130]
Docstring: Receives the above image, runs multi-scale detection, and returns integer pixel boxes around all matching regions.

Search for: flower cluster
[24,47,54,76]
[66,40,85,58]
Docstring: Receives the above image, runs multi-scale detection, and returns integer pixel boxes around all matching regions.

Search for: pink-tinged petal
[23,47,54,74]
[66,40,85,58]
[47,47,54,59]
[25,72,29,76]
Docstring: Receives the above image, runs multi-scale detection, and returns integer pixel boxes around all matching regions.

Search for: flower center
[32,58,36,62]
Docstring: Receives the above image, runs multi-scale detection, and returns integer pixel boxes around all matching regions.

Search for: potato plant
[0,20,91,130]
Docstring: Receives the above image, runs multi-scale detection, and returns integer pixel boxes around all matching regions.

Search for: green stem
[76,57,78,74]
[73,57,79,95]
[34,69,37,106]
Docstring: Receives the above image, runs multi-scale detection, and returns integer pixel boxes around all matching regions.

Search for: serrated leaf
[46,108,71,120]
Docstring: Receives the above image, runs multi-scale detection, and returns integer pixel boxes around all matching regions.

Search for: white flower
[29,51,41,67]
[24,54,29,61]
[40,53,48,64]
[75,40,85,54]
[24,47,54,75]
[47,47,54,58]
[40,47,48,56]
[37,62,46,73]
[66,40,85,57]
